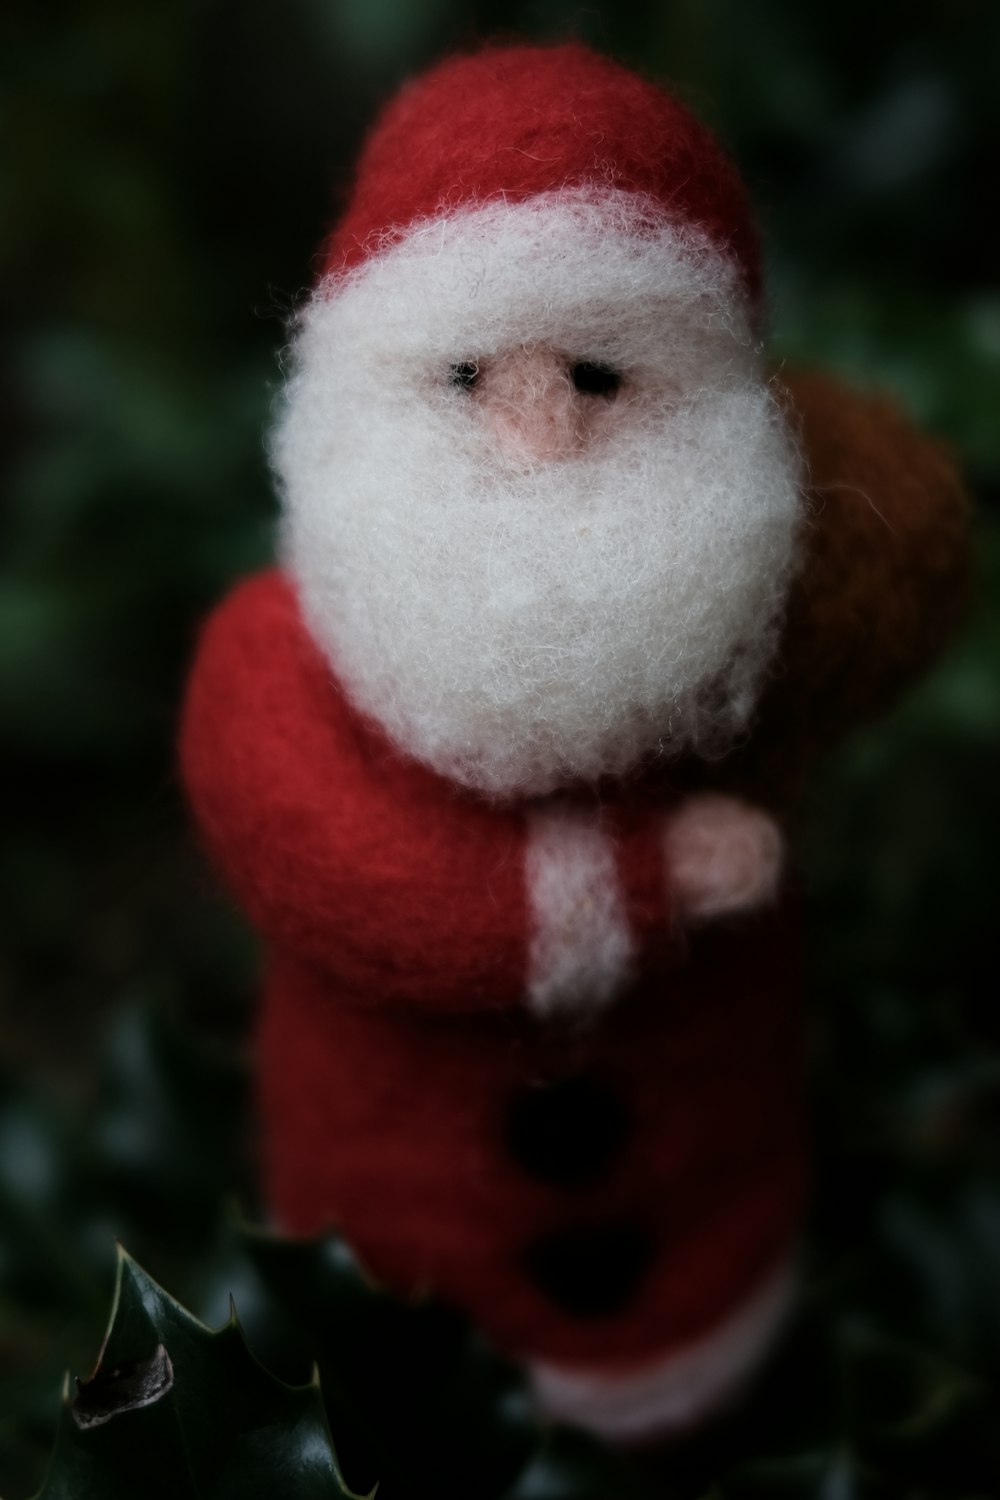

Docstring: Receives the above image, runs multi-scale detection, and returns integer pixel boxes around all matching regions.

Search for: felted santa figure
[181,44,968,1441]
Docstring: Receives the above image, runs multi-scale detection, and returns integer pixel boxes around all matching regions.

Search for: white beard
[272,193,803,799]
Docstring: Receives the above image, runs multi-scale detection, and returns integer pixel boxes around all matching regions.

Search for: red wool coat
[180,568,807,1370]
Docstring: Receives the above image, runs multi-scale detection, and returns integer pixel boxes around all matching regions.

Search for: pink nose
[474,347,620,461]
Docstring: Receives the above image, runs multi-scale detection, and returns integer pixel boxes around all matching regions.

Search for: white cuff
[528,1253,797,1442]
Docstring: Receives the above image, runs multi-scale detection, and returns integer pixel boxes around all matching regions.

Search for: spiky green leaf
[31,1249,362,1500]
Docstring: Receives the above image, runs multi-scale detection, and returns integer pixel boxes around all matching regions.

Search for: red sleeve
[179,570,529,1012]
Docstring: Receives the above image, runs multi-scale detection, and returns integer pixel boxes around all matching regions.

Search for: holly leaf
[234,1226,537,1500]
[31,1246,364,1500]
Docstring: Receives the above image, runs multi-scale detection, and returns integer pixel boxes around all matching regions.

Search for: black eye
[570,361,622,398]
[450,361,480,391]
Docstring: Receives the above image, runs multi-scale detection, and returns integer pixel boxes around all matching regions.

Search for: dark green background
[2,2,1000,1496]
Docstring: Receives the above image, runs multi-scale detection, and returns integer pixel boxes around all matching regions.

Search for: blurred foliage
[5,978,1000,1494]
[0,1008,696,1498]
[4,1003,1000,1498]
[1,0,999,1495]
[0,1007,252,1495]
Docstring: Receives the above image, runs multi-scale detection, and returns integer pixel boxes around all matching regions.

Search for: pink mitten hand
[665,795,784,922]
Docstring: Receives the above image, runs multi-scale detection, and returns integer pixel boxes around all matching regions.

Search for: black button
[504,1076,630,1188]
[522,1220,656,1319]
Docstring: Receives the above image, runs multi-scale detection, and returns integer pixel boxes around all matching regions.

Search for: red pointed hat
[321,43,761,304]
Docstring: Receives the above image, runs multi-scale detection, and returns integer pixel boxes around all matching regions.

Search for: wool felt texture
[529,1255,797,1438]
[180,367,967,1376]
[180,568,807,1369]
[665,795,784,922]
[713,371,971,810]
[276,194,802,798]
[525,802,635,1019]
[180,41,971,1416]
[324,43,762,306]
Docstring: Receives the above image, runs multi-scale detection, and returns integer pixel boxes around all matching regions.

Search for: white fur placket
[525,801,635,1018]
